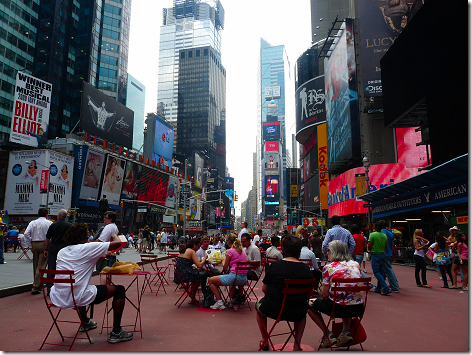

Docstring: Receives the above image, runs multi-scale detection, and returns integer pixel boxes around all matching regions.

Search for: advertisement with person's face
[100,155,126,205]
[79,150,105,201]
[358,0,423,97]
[48,151,74,215]
[120,161,142,201]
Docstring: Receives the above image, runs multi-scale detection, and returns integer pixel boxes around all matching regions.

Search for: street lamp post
[362,154,371,231]
[26,160,54,213]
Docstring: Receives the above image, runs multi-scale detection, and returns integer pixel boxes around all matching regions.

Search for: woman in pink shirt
[208,233,247,310]
[457,233,468,291]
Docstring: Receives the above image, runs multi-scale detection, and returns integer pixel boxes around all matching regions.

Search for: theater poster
[48,151,74,215]
[100,155,126,206]
[120,161,142,201]
[79,149,105,201]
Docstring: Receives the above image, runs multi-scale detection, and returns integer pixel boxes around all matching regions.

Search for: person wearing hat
[447,226,460,260]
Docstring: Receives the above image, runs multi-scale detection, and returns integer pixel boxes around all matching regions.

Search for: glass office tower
[257,38,291,219]
[157,0,224,122]
[126,74,145,152]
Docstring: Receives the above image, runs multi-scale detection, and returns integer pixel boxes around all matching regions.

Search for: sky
[128,0,312,217]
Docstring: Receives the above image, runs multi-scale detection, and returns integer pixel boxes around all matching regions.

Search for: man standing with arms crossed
[44,209,72,295]
[25,207,53,295]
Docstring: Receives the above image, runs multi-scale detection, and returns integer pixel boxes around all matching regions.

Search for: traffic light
[220,200,224,210]
[275,207,279,216]
[120,201,123,208]
[235,194,238,201]
[67,210,71,217]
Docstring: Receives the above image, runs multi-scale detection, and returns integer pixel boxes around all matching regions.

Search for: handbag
[331,317,367,345]
[426,249,437,262]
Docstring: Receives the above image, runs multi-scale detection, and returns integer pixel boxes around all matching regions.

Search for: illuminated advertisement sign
[262,121,281,141]
[358,0,423,97]
[138,167,170,207]
[100,155,126,206]
[317,123,328,208]
[265,141,279,152]
[194,152,204,190]
[327,163,421,216]
[120,161,142,201]
[264,175,280,202]
[396,127,429,169]
[264,152,280,175]
[153,114,174,160]
[295,75,326,138]
[325,19,360,171]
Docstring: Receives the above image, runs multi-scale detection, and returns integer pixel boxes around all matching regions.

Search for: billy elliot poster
[9,72,52,148]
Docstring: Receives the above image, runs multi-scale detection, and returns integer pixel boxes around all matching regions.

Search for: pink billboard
[396,127,430,169]
[265,141,279,152]
[327,163,422,216]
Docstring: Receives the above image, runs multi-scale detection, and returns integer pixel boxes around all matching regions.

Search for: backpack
[201,286,215,309]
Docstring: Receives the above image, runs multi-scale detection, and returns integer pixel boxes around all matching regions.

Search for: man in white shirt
[25,207,53,295]
[159,228,168,253]
[241,233,262,281]
[252,229,262,248]
[96,211,119,269]
[196,237,221,277]
[265,236,283,263]
[50,223,133,344]
[300,238,321,289]
[237,221,249,240]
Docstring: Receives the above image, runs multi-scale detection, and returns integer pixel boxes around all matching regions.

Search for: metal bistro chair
[18,238,33,261]
[221,263,257,312]
[38,269,93,351]
[173,258,201,308]
[299,258,322,294]
[140,254,167,295]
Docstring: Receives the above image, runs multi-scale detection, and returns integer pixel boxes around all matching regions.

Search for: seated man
[259,237,271,251]
[49,223,133,344]
[196,237,221,277]
[265,236,283,264]
[5,225,19,252]
[300,238,322,289]
[241,233,262,282]
[255,236,313,351]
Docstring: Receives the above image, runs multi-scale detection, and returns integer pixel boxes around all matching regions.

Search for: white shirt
[252,235,260,246]
[265,246,283,261]
[18,233,32,248]
[98,223,119,242]
[24,217,53,242]
[238,228,249,240]
[244,244,262,277]
[160,232,168,244]
[196,247,206,260]
[50,242,109,308]
[217,241,226,252]
[300,246,320,271]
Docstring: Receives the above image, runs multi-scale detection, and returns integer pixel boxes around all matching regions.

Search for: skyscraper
[257,38,291,221]
[176,45,226,177]
[157,0,224,122]
[126,74,146,152]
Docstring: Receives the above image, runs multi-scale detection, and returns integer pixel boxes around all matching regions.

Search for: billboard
[165,175,179,209]
[120,161,143,201]
[100,155,126,206]
[10,72,52,148]
[194,152,204,190]
[327,163,421,216]
[81,82,134,149]
[262,121,281,141]
[358,0,423,97]
[295,75,326,137]
[48,151,74,215]
[264,152,280,175]
[152,114,174,160]
[264,175,280,202]
[317,123,328,208]
[325,19,359,171]
[265,141,279,152]
[79,149,105,201]
[396,127,429,169]
[138,167,169,207]
[265,86,281,99]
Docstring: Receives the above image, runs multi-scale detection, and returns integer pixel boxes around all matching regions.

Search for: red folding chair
[265,256,279,269]
[257,278,316,351]
[244,260,261,302]
[299,258,321,294]
[173,258,200,308]
[260,249,266,274]
[140,254,167,295]
[38,269,93,351]
[167,250,180,281]
[221,263,256,312]
[317,277,371,351]
[18,238,32,261]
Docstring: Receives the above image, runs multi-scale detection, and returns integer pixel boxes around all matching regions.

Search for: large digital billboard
[10,72,52,148]
[358,0,423,97]
[295,75,326,138]
[264,175,280,202]
[264,152,280,175]
[120,161,142,201]
[153,114,174,161]
[138,167,170,207]
[100,155,126,206]
[327,163,421,216]
[325,19,359,171]
[262,121,281,141]
[194,152,204,190]
[81,82,134,149]
[396,127,429,169]
[265,141,279,152]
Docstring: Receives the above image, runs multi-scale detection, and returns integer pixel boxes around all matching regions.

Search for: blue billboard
[153,115,174,161]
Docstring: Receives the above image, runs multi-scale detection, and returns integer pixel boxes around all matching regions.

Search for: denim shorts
[219,272,247,286]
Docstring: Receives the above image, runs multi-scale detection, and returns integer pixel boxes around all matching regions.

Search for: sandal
[260,341,269,351]
[423,285,432,288]
[416,285,423,287]
[450,286,459,289]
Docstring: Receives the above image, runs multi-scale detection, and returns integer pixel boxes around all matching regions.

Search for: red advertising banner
[265,141,279,152]
[327,163,421,216]
[40,170,49,193]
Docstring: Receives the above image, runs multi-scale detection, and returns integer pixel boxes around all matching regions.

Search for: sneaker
[336,331,353,347]
[79,320,98,332]
[390,289,400,293]
[462,287,468,291]
[381,290,391,296]
[108,328,133,343]
[363,269,367,273]
[320,333,337,348]
[210,301,225,310]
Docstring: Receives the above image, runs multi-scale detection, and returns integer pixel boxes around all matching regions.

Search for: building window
[196,50,200,57]
[180,52,185,59]
[204,48,208,56]
[188,51,192,58]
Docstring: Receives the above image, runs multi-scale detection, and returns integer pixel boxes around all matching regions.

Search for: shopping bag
[331,317,367,345]
[426,249,437,262]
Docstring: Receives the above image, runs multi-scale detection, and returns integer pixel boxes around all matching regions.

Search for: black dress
[174,257,200,284]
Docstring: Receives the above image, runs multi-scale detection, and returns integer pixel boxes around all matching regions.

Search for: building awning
[358,154,468,218]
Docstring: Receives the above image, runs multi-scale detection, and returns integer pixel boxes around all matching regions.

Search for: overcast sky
[128,0,312,216]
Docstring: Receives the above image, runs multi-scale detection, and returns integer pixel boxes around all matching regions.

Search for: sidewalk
[0,255,468,351]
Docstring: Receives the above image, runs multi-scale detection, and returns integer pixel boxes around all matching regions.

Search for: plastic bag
[102,261,142,274]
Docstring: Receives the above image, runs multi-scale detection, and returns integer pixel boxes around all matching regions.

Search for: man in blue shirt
[322,215,356,258]
[378,220,399,292]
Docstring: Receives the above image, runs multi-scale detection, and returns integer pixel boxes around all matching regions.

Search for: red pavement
[0,261,468,351]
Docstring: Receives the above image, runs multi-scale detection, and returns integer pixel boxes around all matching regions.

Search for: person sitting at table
[49,223,134,344]
[174,237,209,303]
[196,236,221,277]
[5,225,19,252]
[256,236,313,351]
[307,240,365,348]
[208,233,248,310]
[265,236,283,263]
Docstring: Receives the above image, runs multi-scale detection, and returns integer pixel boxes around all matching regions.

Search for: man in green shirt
[367,223,390,295]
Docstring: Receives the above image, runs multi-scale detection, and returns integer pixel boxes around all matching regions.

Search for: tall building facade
[0,0,38,143]
[257,38,291,222]
[157,0,224,122]
[176,45,226,177]
[126,74,145,152]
